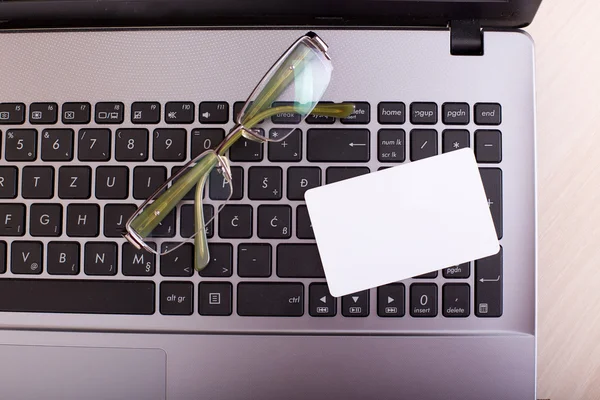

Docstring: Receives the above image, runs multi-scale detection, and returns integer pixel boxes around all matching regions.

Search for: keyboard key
[0,241,5,273]
[62,102,91,124]
[442,103,470,125]
[116,129,149,161]
[237,283,304,316]
[309,283,337,317]
[414,271,438,279]
[209,166,243,201]
[78,129,111,161]
[30,204,62,237]
[342,290,369,317]
[0,204,25,236]
[191,128,225,157]
[165,102,194,124]
[22,166,54,199]
[340,102,370,124]
[229,136,263,162]
[95,102,124,124]
[199,282,233,316]
[410,284,437,317]
[131,102,160,124]
[271,102,302,124]
[378,102,405,125]
[58,166,91,199]
[277,244,324,278]
[47,242,80,275]
[442,129,470,153]
[474,103,502,125]
[29,103,58,125]
[378,284,405,317]
[248,167,282,200]
[149,209,176,238]
[307,129,370,162]
[96,166,129,200]
[479,168,503,239]
[443,283,470,317]
[180,204,213,239]
[85,242,117,276]
[199,243,233,277]
[258,205,291,239]
[0,167,18,198]
[170,166,200,201]
[122,243,156,277]
[218,205,253,238]
[104,204,136,238]
[296,205,314,239]
[410,129,438,161]
[41,129,74,161]
[153,128,187,161]
[133,166,166,200]
[11,241,43,274]
[268,128,302,162]
[475,247,503,317]
[160,243,194,277]
[199,102,229,124]
[410,102,437,125]
[0,103,26,124]
[160,282,194,315]
[306,102,336,124]
[66,204,99,237]
[443,263,471,279]
[287,167,321,201]
[238,243,272,277]
[326,167,370,184]
[5,129,37,161]
[378,129,406,162]
[475,130,502,163]
[0,279,154,314]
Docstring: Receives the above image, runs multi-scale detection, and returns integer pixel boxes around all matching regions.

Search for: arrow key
[309,283,336,317]
[377,283,405,317]
[199,243,233,277]
[342,290,369,317]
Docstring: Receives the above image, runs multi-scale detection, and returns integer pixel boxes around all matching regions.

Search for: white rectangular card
[304,148,499,297]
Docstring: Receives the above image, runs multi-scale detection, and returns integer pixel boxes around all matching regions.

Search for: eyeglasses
[123,32,355,271]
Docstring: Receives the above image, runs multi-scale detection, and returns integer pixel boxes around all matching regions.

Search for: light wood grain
[526,1,600,399]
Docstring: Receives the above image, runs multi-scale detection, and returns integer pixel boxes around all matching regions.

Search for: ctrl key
[160,282,193,315]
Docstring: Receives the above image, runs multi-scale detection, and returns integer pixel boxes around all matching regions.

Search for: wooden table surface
[526,1,600,399]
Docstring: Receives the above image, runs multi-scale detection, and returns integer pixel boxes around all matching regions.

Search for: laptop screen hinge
[450,20,483,56]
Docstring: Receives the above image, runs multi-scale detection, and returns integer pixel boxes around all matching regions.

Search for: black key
[122,243,156,277]
[116,129,149,161]
[0,103,26,124]
[153,129,187,161]
[41,129,74,161]
[326,167,370,184]
[271,102,302,124]
[131,102,161,124]
[378,102,406,125]
[0,241,5,273]
[149,209,176,238]
[47,242,80,275]
[199,243,233,277]
[442,103,470,125]
[180,204,214,239]
[443,283,470,317]
[258,205,291,239]
[475,247,503,317]
[475,130,502,163]
[133,166,166,200]
[62,102,91,124]
[218,205,253,239]
[95,102,124,124]
[307,129,370,162]
[58,166,91,199]
[160,243,194,277]
[287,167,321,201]
[378,129,406,162]
[378,284,405,317]
[0,167,18,198]
[5,129,37,161]
[268,128,302,162]
[342,290,369,317]
[0,203,25,236]
[209,166,243,201]
[30,204,62,237]
[443,262,471,279]
[237,283,304,317]
[160,282,194,315]
[66,204,99,237]
[306,102,336,124]
[171,166,201,201]
[104,204,136,238]
[191,128,225,157]
[29,102,58,125]
[11,241,43,274]
[410,102,437,125]
[199,282,233,316]
[309,283,337,317]
[442,129,470,153]
[165,102,194,124]
[78,129,111,161]
[410,284,438,317]
[199,102,229,124]
[474,103,502,125]
[22,166,54,199]
[248,167,282,200]
[238,243,272,278]
[229,136,263,162]
[410,129,438,161]
[96,166,129,200]
[85,242,117,276]
[414,271,438,279]
[0,279,154,314]
[479,168,503,239]
[340,102,370,124]
[296,205,314,239]
[277,244,324,278]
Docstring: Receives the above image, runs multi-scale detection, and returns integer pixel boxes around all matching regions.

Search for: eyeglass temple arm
[194,176,211,270]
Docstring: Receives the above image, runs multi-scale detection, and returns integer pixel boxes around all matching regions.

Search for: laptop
[0,1,540,399]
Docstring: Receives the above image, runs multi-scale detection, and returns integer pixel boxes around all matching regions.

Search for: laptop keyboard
[0,100,503,322]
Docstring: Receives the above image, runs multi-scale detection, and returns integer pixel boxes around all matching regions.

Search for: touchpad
[0,345,166,400]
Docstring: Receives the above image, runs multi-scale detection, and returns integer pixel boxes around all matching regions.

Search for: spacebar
[0,279,155,315]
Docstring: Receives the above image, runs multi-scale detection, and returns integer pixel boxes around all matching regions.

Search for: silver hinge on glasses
[450,20,484,56]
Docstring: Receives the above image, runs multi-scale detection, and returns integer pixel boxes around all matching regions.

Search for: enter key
[475,246,503,317]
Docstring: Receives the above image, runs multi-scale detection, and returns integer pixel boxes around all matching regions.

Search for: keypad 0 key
[410,284,437,317]
[78,129,111,161]
[0,167,18,199]
[41,129,74,161]
[22,166,54,199]
[475,247,503,317]
[0,204,25,236]
[199,243,233,277]
[277,244,324,278]
[237,283,304,316]
[11,241,43,274]
[307,129,370,162]
[5,129,37,161]
[47,242,80,275]
[85,242,118,276]
[199,282,233,316]
[0,103,26,124]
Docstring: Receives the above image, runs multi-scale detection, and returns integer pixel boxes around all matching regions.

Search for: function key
[442,103,469,125]
[233,101,245,123]
[165,102,194,124]
[0,103,25,125]
[306,102,336,124]
[378,102,405,125]
[95,102,124,124]
[340,102,370,124]
[29,103,58,124]
[474,103,502,125]
[4,129,37,161]
[131,102,160,124]
[410,102,437,125]
[199,102,229,124]
[62,102,91,124]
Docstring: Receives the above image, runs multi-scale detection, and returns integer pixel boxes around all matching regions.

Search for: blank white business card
[304,148,499,297]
